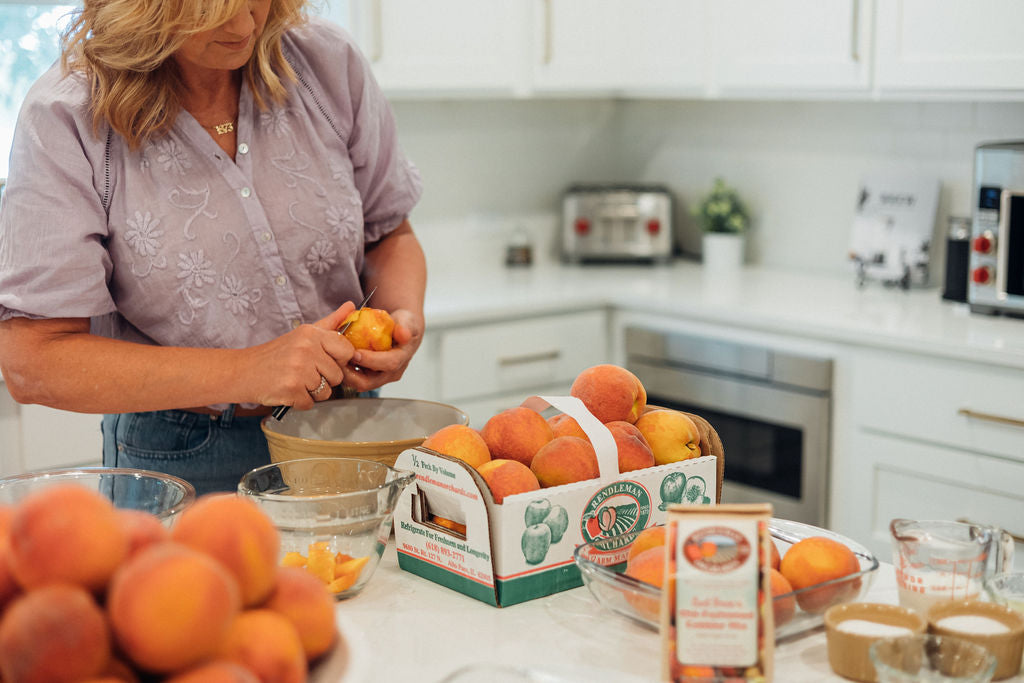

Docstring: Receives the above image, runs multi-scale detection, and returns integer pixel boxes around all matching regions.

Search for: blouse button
[261,232,272,242]
[275,275,286,286]
[291,320,301,329]
[238,143,250,154]
[240,187,252,198]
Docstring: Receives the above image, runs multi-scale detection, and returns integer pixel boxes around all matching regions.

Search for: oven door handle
[957,407,1024,429]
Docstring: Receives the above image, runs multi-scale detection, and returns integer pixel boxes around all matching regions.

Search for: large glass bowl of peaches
[238,457,415,600]
[573,517,879,641]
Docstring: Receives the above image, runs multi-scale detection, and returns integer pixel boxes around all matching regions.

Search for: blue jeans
[102,391,380,496]
[102,406,271,496]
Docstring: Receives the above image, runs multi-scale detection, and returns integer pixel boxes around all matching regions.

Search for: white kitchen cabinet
[0,388,103,476]
[347,0,529,95]
[530,0,706,95]
[832,348,1024,566]
[711,0,872,94]
[875,0,1024,92]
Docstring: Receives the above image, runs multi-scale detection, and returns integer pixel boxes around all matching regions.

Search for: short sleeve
[0,66,116,321]
[284,20,422,243]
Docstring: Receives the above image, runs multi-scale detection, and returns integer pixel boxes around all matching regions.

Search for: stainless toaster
[561,184,673,263]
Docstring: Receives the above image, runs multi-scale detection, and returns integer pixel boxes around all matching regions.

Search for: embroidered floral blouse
[0,19,422,353]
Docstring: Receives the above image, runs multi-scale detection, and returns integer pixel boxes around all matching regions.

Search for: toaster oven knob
[971,266,993,285]
[972,233,994,254]
[574,217,590,236]
[646,218,661,235]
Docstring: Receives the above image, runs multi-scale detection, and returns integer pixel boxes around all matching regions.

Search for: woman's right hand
[242,302,357,409]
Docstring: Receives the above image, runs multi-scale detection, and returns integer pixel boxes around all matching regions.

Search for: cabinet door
[713,0,871,92]
[876,0,1024,91]
[531,0,706,93]
[20,405,102,472]
[351,0,528,94]
[834,430,1024,570]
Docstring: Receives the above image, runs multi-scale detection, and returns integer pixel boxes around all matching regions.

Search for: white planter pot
[702,233,745,273]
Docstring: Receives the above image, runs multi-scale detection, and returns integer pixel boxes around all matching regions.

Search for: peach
[171,494,280,607]
[432,515,467,535]
[117,509,171,559]
[108,542,241,674]
[634,409,701,465]
[529,436,600,487]
[219,610,307,683]
[546,413,589,442]
[165,660,260,683]
[570,364,647,424]
[7,484,128,592]
[624,546,666,622]
[422,424,491,469]
[779,536,860,613]
[605,420,656,472]
[340,307,394,351]
[0,584,111,683]
[480,407,553,467]
[476,459,540,503]
[0,506,21,611]
[263,567,336,661]
[769,538,781,571]
[627,525,667,565]
[769,567,796,627]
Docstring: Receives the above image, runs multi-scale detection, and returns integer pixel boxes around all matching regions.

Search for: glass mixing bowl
[238,457,415,600]
[0,466,195,522]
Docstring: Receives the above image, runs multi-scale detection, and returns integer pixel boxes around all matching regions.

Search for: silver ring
[310,375,329,396]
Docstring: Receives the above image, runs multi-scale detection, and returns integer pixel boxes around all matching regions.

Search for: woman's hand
[241,301,357,409]
[338,307,423,393]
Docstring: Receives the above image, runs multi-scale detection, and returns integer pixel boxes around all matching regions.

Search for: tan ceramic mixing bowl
[261,397,469,467]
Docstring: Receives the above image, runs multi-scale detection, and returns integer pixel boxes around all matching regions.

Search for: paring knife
[270,286,378,421]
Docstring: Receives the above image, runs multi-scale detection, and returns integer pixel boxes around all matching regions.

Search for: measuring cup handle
[998,530,1015,573]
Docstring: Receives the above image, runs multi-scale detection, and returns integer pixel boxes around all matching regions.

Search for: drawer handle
[956,518,1024,545]
[957,408,1024,429]
[498,350,561,367]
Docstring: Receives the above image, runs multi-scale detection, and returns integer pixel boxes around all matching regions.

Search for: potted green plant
[694,178,750,272]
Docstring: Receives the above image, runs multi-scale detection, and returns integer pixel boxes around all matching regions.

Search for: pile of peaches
[0,486,339,683]
[623,524,862,628]
[421,364,705,505]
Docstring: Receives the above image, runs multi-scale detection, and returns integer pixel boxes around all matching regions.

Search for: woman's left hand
[339,307,423,392]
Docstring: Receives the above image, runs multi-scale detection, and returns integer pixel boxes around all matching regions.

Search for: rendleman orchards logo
[581,480,652,549]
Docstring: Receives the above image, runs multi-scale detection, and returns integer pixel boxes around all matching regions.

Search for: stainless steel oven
[625,327,833,526]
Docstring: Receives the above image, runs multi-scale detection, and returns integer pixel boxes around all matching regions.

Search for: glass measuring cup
[890,519,1015,615]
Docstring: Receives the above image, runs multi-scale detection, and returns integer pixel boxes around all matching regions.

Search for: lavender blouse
[0,19,422,352]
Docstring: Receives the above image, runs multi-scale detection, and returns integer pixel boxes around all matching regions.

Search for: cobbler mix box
[393,395,721,607]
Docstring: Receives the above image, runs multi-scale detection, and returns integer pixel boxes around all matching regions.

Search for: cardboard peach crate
[393,396,723,607]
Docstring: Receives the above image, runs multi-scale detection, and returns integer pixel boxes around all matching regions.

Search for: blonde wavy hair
[61,0,308,148]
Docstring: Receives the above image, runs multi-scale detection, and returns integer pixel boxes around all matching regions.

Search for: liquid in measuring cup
[891,518,1014,615]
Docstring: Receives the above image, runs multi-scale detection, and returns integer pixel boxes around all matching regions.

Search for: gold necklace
[200,120,235,135]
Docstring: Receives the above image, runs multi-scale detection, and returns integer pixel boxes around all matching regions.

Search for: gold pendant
[214,121,234,135]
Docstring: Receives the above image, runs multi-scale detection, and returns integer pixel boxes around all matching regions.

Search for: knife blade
[271,286,378,421]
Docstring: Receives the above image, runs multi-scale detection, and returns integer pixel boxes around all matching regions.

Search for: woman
[0,0,426,494]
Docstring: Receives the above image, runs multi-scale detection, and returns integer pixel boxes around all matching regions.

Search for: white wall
[392,98,1024,277]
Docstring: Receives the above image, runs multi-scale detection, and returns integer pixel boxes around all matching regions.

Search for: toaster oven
[561,183,673,263]
[968,141,1024,318]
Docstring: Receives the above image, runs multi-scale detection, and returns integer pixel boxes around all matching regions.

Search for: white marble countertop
[422,259,1024,370]
[330,542,1024,683]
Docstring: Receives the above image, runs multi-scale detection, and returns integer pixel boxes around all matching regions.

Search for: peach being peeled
[634,409,701,465]
[605,420,656,472]
[422,424,491,469]
[340,307,395,351]
[529,436,600,488]
[570,364,647,424]
[480,407,553,468]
